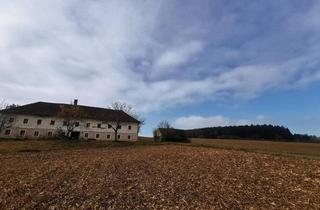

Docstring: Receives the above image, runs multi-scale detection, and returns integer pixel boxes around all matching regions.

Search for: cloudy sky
[1,0,320,136]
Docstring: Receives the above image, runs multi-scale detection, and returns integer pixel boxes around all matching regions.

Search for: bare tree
[0,99,5,109]
[0,100,17,135]
[57,104,85,138]
[126,106,144,133]
[107,101,143,142]
[109,102,134,115]
[157,120,172,129]
[132,115,145,134]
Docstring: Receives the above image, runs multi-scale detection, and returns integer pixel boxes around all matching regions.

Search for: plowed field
[1,145,320,209]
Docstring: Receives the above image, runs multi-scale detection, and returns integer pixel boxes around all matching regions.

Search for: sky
[1,0,320,136]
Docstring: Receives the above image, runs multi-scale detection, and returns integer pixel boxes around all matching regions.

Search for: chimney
[74,99,78,106]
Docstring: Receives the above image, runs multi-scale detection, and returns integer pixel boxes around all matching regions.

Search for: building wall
[0,114,139,141]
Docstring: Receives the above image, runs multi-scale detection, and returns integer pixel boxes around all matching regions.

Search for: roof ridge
[34,101,117,112]
[2,101,140,123]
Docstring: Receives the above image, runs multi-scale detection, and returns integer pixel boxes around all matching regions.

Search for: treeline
[292,134,320,142]
[157,125,319,143]
[185,125,293,140]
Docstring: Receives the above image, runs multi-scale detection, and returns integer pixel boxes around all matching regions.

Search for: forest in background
[157,125,320,143]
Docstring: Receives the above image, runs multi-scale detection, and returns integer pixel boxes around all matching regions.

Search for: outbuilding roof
[0,102,140,123]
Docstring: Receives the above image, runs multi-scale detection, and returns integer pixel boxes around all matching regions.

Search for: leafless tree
[153,120,173,141]
[57,104,85,138]
[108,101,144,142]
[157,120,172,129]
[0,100,5,109]
[0,100,17,135]
[132,114,145,134]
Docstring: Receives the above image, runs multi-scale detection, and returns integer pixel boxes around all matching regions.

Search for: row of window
[20,118,54,125]
[4,129,131,139]
[82,123,131,130]
[10,117,132,130]
[84,133,131,139]
[4,129,53,137]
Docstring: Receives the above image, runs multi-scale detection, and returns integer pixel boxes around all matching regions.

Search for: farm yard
[0,139,320,209]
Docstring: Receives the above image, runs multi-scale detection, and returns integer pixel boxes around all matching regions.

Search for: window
[96,133,100,139]
[128,125,132,130]
[108,124,112,129]
[86,123,90,128]
[97,123,101,128]
[5,130,11,136]
[34,131,39,137]
[75,122,79,127]
[63,121,67,126]
[23,119,28,124]
[128,135,131,140]
[20,130,26,136]
[9,117,14,123]
[50,120,55,125]
[84,133,89,138]
[48,132,53,137]
[107,134,110,139]
[117,134,120,139]
[37,119,42,125]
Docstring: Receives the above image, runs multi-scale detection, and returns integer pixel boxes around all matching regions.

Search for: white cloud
[0,1,320,113]
[172,115,270,129]
[153,40,204,73]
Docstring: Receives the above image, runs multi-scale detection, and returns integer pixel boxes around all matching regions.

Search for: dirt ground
[191,138,320,159]
[0,145,320,209]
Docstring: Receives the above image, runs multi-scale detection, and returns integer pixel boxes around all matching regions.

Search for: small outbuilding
[154,128,189,142]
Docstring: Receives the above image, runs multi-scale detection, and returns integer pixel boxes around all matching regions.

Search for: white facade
[0,114,139,141]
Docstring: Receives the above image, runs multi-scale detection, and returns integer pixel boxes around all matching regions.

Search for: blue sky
[0,0,320,136]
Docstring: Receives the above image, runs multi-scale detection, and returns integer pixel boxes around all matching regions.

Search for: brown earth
[0,145,320,209]
[190,138,320,159]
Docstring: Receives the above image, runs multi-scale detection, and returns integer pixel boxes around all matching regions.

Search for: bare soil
[1,145,320,209]
[191,138,320,159]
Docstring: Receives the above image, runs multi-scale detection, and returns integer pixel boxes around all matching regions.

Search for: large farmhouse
[0,100,140,141]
